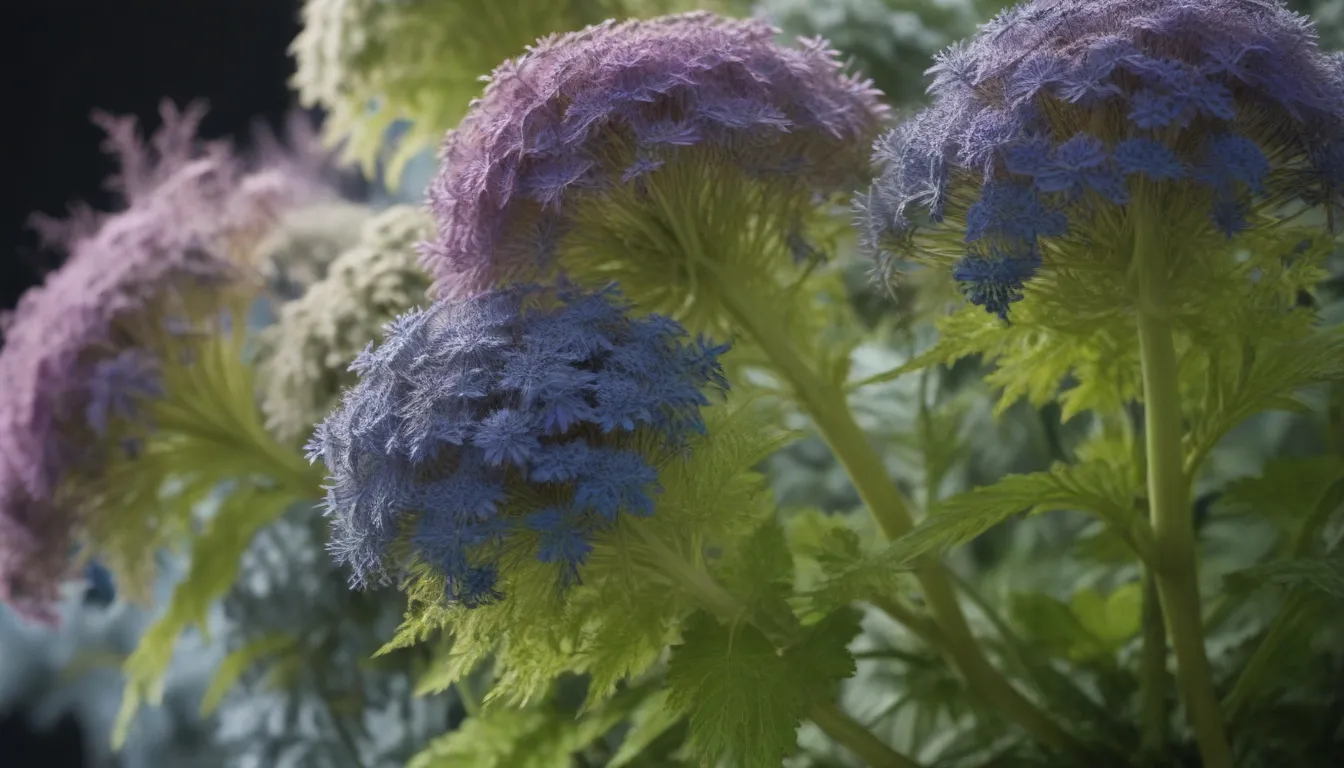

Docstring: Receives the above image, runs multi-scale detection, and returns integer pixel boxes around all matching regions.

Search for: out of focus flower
[256,205,433,447]
[213,509,449,768]
[0,101,311,622]
[257,201,373,301]
[857,0,1344,319]
[757,0,1000,106]
[291,0,706,184]
[421,11,887,334]
[305,284,728,605]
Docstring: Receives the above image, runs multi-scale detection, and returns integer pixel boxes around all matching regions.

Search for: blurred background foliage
[4,0,1343,766]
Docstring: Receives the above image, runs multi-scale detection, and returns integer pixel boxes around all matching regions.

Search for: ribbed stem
[1132,198,1233,768]
[712,282,1083,757]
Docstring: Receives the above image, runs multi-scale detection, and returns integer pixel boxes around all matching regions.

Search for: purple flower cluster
[0,102,305,622]
[420,11,888,297]
[859,0,1344,319]
[305,285,729,606]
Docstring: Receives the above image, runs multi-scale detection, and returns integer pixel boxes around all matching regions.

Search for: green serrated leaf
[1223,556,1344,601]
[1070,583,1142,646]
[407,686,643,768]
[199,632,297,715]
[784,606,862,693]
[719,519,794,612]
[407,708,567,768]
[112,486,295,748]
[665,609,856,768]
[1220,457,1344,537]
[1010,593,1112,662]
[1187,326,1344,468]
[857,458,1138,577]
[785,509,867,594]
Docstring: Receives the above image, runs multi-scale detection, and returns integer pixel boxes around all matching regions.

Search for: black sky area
[3,0,302,315]
[2,2,300,765]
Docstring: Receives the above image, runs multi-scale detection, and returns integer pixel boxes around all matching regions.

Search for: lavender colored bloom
[305,284,729,605]
[420,11,888,303]
[0,101,306,622]
[858,0,1344,319]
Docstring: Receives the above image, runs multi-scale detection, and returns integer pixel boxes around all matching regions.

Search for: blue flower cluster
[859,0,1344,319]
[83,348,163,457]
[306,285,729,605]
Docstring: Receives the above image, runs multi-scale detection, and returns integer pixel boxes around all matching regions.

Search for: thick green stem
[636,526,920,768]
[713,283,1083,757]
[1133,201,1233,768]
[810,703,922,768]
[1139,568,1170,757]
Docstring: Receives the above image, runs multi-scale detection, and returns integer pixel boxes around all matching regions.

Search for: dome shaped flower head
[291,0,710,185]
[420,11,888,333]
[256,205,434,447]
[857,0,1344,320]
[0,101,312,622]
[305,283,729,606]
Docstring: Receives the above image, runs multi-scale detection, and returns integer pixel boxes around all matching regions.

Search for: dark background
[2,0,301,314]
[2,1,299,765]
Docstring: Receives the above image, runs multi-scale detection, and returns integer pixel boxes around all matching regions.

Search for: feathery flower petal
[421,11,888,332]
[291,0,717,184]
[0,102,310,621]
[858,0,1344,319]
[307,284,728,605]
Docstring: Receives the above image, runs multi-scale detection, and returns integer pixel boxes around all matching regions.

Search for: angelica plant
[0,102,321,624]
[856,1,1344,765]
[420,9,1084,756]
[290,0,735,186]
[0,101,360,749]
[305,284,920,767]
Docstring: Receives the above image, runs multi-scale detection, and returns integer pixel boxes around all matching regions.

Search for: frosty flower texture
[421,11,887,331]
[0,102,300,621]
[291,0,625,183]
[306,285,728,606]
[858,0,1344,319]
[256,205,433,447]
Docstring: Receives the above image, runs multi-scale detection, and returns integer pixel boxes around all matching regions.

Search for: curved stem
[712,282,1084,757]
[1133,199,1233,768]
[810,702,922,768]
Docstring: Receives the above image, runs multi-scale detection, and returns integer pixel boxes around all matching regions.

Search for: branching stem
[711,279,1083,757]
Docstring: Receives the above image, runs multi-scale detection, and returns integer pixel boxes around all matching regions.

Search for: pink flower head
[420,11,889,297]
[0,101,311,622]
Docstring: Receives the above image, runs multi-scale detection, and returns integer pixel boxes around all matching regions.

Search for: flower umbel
[291,0,678,184]
[0,101,307,621]
[421,11,887,333]
[256,205,434,447]
[305,284,729,605]
[858,0,1344,320]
